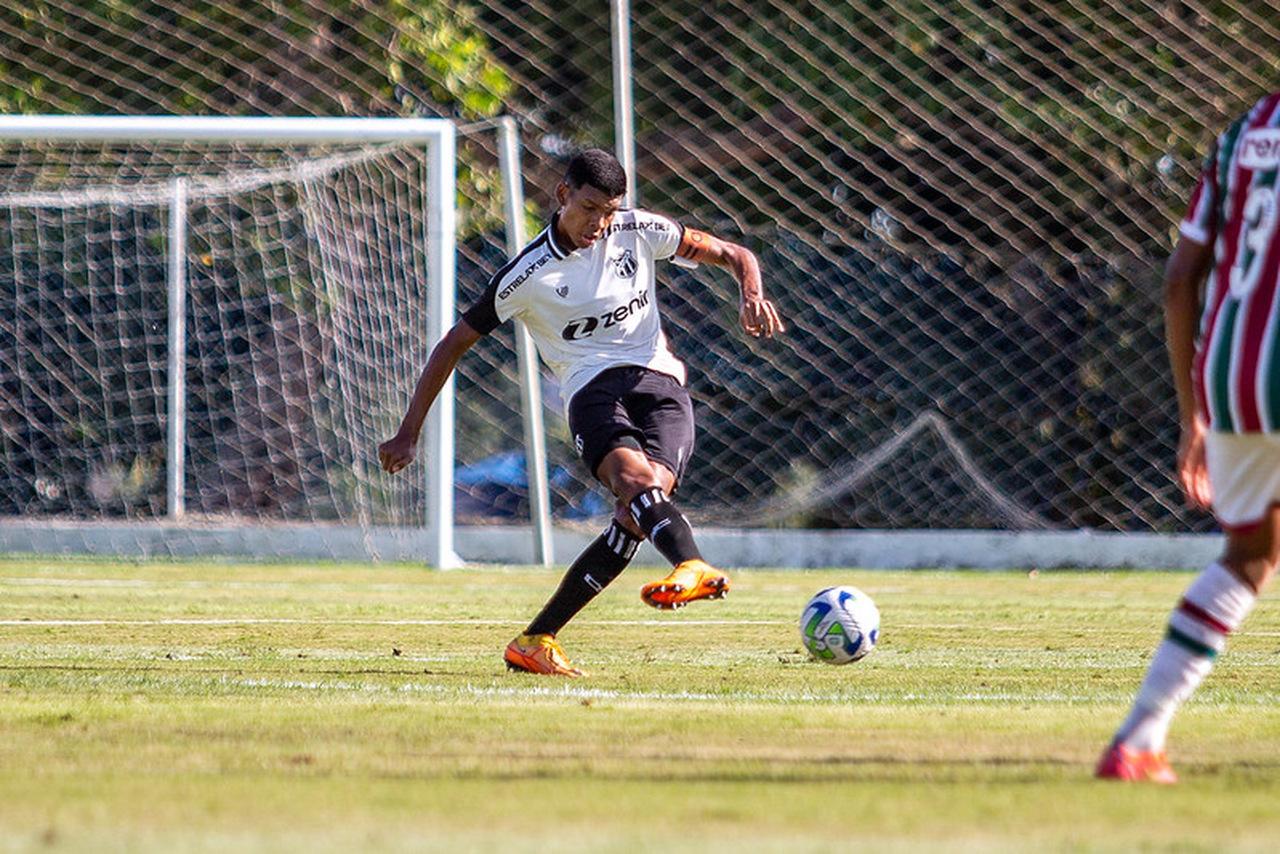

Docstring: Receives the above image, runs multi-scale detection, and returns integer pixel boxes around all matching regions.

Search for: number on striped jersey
[1229,184,1280,299]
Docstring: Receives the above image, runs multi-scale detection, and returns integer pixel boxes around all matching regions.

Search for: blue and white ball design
[800,585,880,665]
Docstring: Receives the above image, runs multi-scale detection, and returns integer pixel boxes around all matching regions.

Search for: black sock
[627,486,702,566]
[524,520,639,637]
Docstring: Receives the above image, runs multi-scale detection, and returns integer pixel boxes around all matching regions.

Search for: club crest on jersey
[556,284,569,298]
[611,249,638,279]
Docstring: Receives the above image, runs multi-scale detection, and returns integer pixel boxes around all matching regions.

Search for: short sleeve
[461,278,502,335]
[461,267,526,335]
[631,210,684,260]
[1179,141,1219,246]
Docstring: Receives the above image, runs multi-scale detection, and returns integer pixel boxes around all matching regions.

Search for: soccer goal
[0,115,550,568]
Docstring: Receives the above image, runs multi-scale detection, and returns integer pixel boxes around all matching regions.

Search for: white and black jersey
[462,209,688,412]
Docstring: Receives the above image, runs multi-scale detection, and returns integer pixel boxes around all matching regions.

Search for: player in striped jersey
[378,149,784,676]
[1097,92,1280,783]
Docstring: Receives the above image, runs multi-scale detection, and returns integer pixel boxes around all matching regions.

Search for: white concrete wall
[0,519,1221,569]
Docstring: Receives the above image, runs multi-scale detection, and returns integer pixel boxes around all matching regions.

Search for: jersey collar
[547,211,576,260]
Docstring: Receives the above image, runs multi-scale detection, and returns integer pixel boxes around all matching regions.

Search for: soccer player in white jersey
[1097,91,1280,782]
[378,149,784,676]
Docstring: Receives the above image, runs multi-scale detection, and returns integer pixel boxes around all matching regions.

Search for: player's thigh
[1206,431,1280,589]
[1221,507,1280,591]
[596,445,666,495]
[567,377,646,483]
[596,447,675,496]
[1205,431,1280,530]
[626,372,696,488]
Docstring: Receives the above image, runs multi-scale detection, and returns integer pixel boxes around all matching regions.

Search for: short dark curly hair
[563,148,628,198]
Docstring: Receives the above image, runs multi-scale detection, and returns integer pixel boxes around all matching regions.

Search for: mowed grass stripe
[2,558,1280,851]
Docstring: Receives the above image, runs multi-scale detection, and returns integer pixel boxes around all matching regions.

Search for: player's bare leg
[1219,512,1280,592]
[596,447,728,609]
[1098,508,1276,782]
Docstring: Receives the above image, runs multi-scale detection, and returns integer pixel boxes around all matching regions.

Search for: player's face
[555,182,623,250]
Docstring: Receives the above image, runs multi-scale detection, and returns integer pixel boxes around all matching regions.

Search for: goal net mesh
[0,141,435,528]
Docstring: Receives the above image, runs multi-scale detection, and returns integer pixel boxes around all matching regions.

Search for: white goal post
[0,114,554,569]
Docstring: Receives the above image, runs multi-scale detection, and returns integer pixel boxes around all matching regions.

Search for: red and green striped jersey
[1186,91,1280,432]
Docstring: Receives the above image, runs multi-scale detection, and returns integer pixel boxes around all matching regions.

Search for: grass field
[2,556,1279,852]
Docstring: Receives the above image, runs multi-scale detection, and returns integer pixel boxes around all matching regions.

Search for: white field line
[25,668,1119,705]
[0,577,429,591]
[2,579,906,591]
[0,618,788,627]
[233,675,1099,705]
[227,676,1280,707]
[5,617,1280,638]
[16,667,1280,707]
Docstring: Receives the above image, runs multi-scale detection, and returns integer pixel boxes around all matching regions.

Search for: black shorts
[567,366,696,486]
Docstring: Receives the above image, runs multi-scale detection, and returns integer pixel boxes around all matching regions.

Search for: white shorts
[1206,431,1280,530]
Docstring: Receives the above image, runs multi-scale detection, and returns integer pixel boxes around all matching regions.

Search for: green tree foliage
[0,1,510,118]
[0,2,519,235]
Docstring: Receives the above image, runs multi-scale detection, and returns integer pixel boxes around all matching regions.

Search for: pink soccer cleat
[1095,741,1178,784]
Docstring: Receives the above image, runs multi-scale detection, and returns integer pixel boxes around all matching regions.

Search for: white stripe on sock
[1167,610,1227,652]
[1186,563,1256,630]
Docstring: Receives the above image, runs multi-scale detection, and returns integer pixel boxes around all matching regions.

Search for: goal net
[0,117,461,563]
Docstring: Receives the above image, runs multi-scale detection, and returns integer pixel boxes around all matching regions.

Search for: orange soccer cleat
[503,633,585,677]
[640,559,730,610]
[1095,741,1178,784]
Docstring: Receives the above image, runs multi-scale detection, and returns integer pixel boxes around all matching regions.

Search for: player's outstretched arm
[1164,234,1213,508]
[378,320,483,474]
[677,229,785,338]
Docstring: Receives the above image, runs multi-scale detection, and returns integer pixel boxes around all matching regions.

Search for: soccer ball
[799,585,880,664]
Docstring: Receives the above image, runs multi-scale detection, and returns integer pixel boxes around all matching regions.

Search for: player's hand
[379,433,417,475]
[1176,416,1211,510]
[740,296,785,339]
